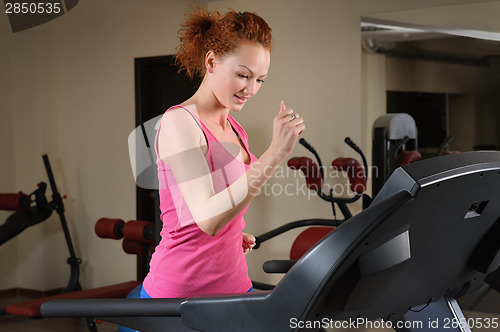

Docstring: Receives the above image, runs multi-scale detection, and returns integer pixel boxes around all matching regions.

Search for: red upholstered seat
[290,227,336,260]
[394,150,422,168]
[6,280,141,317]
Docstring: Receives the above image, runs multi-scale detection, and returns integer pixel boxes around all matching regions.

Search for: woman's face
[210,41,270,111]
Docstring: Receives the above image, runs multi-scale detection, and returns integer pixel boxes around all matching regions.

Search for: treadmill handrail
[41,298,185,317]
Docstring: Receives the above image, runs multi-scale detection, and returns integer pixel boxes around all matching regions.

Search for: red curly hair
[175,7,272,79]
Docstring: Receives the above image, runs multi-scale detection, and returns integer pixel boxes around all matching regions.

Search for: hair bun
[175,8,272,79]
[176,8,221,78]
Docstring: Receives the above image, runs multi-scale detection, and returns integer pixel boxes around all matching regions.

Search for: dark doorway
[134,55,200,279]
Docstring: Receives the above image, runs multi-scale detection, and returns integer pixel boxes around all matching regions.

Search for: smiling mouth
[235,95,249,103]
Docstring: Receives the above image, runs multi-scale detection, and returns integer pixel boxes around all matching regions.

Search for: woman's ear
[205,50,217,74]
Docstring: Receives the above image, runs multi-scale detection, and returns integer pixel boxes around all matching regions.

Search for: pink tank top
[142,105,257,298]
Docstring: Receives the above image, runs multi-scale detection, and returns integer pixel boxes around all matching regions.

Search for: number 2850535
[5,2,62,14]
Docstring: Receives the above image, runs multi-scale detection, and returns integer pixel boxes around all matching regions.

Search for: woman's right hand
[269,101,305,162]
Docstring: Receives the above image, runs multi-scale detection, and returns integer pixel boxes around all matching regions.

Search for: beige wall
[0,0,363,290]
[1,0,498,292]
[0,0,209,291]
[361,50,386,177]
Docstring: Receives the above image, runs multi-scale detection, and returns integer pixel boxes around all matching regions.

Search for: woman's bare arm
[158,102,304,236]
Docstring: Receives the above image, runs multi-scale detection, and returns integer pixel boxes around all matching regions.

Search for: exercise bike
[254,137,370,247]
[252,137,370,289]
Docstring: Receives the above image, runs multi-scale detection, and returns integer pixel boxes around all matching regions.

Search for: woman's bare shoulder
[158,104,204,155]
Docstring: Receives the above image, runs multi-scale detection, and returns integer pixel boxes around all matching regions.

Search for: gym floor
[0,288,499,332]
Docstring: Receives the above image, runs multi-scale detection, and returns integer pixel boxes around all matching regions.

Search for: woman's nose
[244,81,257,96]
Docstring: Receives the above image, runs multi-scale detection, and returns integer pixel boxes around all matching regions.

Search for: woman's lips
[235,95,248,104]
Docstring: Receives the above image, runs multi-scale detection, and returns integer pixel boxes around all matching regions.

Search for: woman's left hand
[242,232,256,254]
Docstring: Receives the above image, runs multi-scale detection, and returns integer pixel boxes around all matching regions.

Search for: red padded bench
[5,280,141,318]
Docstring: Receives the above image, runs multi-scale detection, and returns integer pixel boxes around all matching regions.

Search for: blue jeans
[140,286,152,298]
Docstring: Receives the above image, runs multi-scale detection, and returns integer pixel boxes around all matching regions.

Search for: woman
[141,8,305,299]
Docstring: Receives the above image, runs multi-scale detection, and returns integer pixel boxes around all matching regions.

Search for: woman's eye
[238,74,249,79]
[257,79,265,83]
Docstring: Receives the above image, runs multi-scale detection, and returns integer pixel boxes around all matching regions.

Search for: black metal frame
[0,155,82,315]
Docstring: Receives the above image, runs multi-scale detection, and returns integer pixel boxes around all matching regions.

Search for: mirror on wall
[360,1,500,152]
